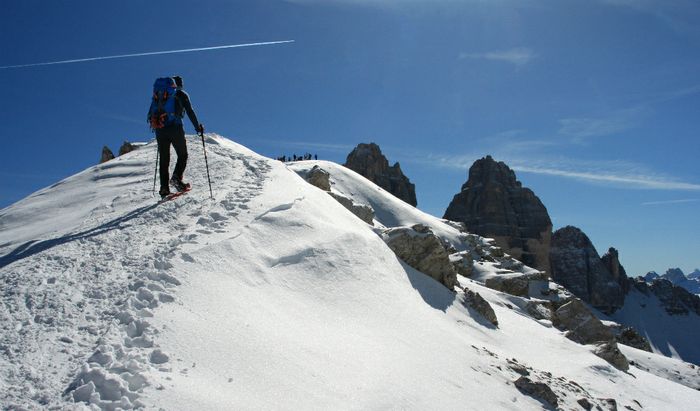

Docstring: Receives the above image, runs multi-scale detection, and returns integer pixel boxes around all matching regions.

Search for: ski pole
[200,131,213,199]
[153,144,159,195]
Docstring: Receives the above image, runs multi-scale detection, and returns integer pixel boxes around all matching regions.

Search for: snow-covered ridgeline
[0,135,698,409]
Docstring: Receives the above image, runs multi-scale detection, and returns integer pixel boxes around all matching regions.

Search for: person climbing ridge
[148,75,204,199]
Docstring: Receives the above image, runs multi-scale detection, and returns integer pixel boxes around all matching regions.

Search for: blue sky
[1,0,698,276]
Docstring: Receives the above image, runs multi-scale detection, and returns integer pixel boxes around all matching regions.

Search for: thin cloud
[558,107,647,142]
[642,198,700,206]
[426,153,700,191]
[459,48,536,67]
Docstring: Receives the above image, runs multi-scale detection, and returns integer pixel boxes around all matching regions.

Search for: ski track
[0,138,271,409]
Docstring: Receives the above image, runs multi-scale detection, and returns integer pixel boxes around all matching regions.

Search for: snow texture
[1,135,699,409]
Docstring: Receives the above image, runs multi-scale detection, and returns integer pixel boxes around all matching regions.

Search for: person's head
[173,76,183,89]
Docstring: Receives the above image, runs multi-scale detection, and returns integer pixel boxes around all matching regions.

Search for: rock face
[514,376,559,408]
[383,224,458,290]
[100,146,115,164]
[118,141,136,156]
[549,226,625,314]
[593,341,629,371]
[659,268,700,294]
[328,192,374,225]
[344,143,417,206]
[634,278,700,316]
[551,298,615,345]
[305,165,331,191]
[463,289,498,326]
[443,155,552,275]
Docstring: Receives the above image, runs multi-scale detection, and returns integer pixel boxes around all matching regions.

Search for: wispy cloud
[424,153,700,191]
[459,47,536,67]
[558,107,646,142]
[642,198,700,206]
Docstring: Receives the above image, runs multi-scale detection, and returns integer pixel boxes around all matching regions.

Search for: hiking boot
[159,188,172,199]
[169,177,190,192]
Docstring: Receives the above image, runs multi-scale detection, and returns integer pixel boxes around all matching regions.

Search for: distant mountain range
[643,268,700,294]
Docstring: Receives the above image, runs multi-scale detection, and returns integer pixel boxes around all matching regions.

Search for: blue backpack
[148,77,182,130]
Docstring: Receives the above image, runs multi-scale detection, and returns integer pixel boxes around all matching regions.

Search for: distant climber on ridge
[148,75,204,199]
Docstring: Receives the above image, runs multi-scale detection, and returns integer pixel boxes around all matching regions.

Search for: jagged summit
[1,136,699,409]
[343,142,417,206]
[443,155,552,275]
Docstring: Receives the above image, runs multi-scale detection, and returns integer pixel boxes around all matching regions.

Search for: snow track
[0,135,270,409]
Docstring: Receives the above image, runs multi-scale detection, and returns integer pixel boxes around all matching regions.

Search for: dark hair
[173,76,183,88]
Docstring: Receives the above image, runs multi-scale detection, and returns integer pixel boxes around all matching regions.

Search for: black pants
[156,125,188,192]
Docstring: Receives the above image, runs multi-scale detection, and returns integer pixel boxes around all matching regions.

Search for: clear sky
[1,0,698,276]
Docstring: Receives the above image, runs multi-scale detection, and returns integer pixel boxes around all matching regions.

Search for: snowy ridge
[1,135,699,409]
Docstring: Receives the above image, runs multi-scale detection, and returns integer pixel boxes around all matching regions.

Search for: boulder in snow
[305,165,331,191]
[100,146,115,163]
[593,341,630,371]
[328,192,374,225]
[463,288,498,326]
[514,376,559,408]
[383,224,458,290]
[551,298,614,345]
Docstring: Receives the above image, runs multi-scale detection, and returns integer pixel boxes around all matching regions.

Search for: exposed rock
[484,272,548,298]
[663,267,687,284]
[463,288,498,326]
[616,327,652,352]
[593,341,629,371]
[100,146,115,163]
[450,251,473,277]
[549,226,625,314]
[524,300,552,321]
[648,279,700,316]
[328,192,374,225]
[598,398,618,411]
[514,376,559,408]
[118,141,137,156]
[443,155,552,275]
[383,224,458,290]
[601,247,630,294]
[643,271,660,282]
[551,298,614,345]
[305,165,331,191]
[577,398,593,410]
[344,143,417,206]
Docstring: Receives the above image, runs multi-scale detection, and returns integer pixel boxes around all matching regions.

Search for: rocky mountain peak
[344,143,417,206]
[443,155,552,275]
[549,226,625,314]
[663,268,687,284]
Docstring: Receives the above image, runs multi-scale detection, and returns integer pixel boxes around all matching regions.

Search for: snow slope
[1,135,699,409]
[608,288,700,365]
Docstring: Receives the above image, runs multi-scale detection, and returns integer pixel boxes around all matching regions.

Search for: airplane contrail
[0,40,295,70]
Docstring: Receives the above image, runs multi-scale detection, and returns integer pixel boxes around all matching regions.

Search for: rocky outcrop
[551,298,615,345]
[613,326,652,352]
[600,247,630,294]
[443,155,552,275]
[100,146,115,164]
[593,341,629,371]
[305,165,331,191]
[514,376,558,408]
[328,192,374,225]
[639,278,700,316]
[118,141,136,156]
[483,272,548,298]
[549,226,625,314]
[344,143,417,206]
[659,268,700,294]
[383,224,457,290]
[463,289,498,326]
